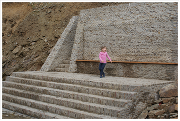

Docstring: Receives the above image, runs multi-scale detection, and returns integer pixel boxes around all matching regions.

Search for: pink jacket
[99,52,111,63]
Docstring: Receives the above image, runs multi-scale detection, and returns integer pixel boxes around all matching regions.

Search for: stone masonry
[68,2,178,81]
[40,16,79,72]
[40,3,178,81]
[78,3,178,63]
[2,71,175,119]
[2,2,178,119]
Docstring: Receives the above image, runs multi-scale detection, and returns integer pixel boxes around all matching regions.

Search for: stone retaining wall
[76,61,177,81]
[40,16,79,71]
[80,2,178,63]
[69,2,178,80]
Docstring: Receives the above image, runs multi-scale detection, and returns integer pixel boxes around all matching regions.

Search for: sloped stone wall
[40,16,79,71]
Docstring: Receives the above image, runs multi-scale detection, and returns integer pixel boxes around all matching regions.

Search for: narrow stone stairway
[55,60,70,72]
[2,71,174,119]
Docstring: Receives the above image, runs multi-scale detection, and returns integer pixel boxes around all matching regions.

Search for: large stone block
[168,104,176,113]
[162,97,176,103]
[149,110,165,116]
[159,83,178,98]
[175,104,178,111]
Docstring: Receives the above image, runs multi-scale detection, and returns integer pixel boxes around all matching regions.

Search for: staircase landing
[12,71,174,86]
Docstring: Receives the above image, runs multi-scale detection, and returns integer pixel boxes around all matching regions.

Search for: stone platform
[2,71,174,119]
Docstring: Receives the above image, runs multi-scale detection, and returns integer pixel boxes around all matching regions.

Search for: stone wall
[70,2,178,80]
[69,17,84,72]
[81,2,178,63]
[40,16,79,71]
[76,62,177,81]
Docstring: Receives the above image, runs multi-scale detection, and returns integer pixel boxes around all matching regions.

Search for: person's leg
[103,72,105,77]
[99,63,103,78]
[102,63,106,77]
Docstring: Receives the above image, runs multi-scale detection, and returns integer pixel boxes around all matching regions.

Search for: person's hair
[101,46,106,50]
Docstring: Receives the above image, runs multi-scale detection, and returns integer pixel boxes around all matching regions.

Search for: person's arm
[99,52,104,62]
[106,53,112,63]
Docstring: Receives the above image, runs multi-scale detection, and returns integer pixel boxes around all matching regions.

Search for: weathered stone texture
[77,61,177,80]
[3,71,174,119]
[159,83,178,97]
[40,16,79,72]
[79,2,178,63]
[69,2,177,80]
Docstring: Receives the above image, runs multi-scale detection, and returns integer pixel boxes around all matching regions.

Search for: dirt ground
[2,2,127,81]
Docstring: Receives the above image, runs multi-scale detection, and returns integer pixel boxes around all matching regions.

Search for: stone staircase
[2,71,174,119]
[55,60,70,72]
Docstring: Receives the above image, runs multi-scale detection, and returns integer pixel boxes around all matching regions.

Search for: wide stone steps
[10,72,143,92]
[58,64,70,68]
[55,60,70,72]
[2,96,116,119]
[55,68,68,72]
[3,86,130,108]
[2,100,71,119]
[62,60,70,64]
[3,71,174,119]
[5,76,137,100]
[3,81,136,103]
[2,93,125,118]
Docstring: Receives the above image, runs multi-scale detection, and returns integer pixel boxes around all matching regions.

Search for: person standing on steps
[99,46,112,78]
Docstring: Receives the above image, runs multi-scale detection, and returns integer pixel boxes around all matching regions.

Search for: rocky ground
[138,81,178,119]
[2,2,127,81]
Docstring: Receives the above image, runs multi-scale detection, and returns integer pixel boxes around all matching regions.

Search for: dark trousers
[99,63,106,77]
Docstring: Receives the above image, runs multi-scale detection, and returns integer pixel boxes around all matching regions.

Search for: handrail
[76,60,178,65]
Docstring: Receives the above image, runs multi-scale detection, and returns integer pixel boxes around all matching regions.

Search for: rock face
[159,83,178,98]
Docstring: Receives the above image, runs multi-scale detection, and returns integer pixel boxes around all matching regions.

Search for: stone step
[2,100,71,119]
[58,64,70,68]
[3,71,174,119]
[2,94,118,119]
[62,60,70,64]
[55,68,68,72]
[3,87,131,108]
[3,80,137,100]
[7,76,138,98]
[10,72,152,92]
[3,93,127,117]
[2,82,133,106]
